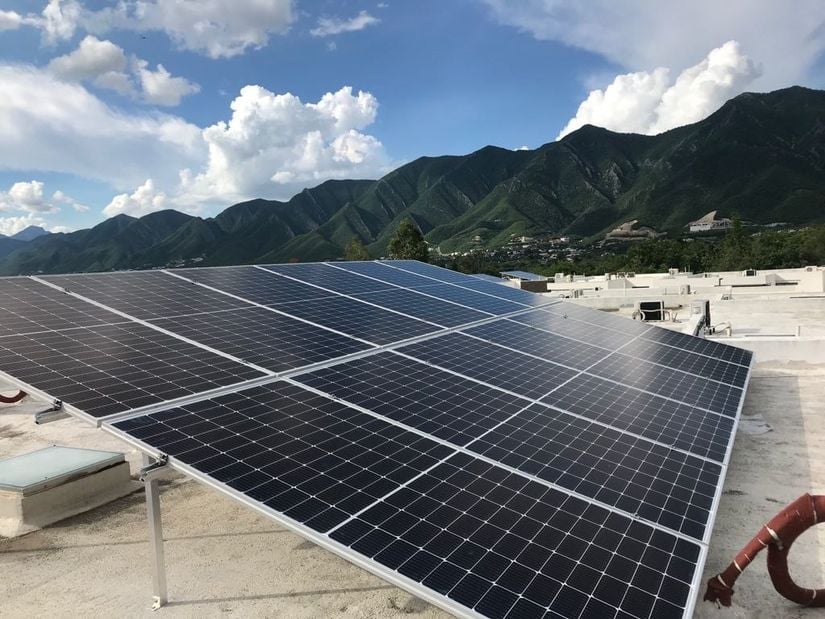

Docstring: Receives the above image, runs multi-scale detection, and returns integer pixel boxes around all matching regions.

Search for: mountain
[2,86,825,275]
[10,225,50,242]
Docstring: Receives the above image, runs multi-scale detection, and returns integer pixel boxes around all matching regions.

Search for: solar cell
[295,353,526,446]
[0,278,125,336]
[42,271,248,320]
[587,354,744,416]
[450,280,556,307]
[405,284,525,315]
[261,263,395,294]
[468,404,722,540]
[151,306,373,373]
[0,323,264,418]
[466,320,610,370]
[543,302,651,336]
[381,260,481,284]
[641,326,754,367]
[397,332,578,400]
[332,453,701,619]
[272,296,440,344]
[508,309,637,350]
[171,266,334,305]
[332,262,443,288]
[351,289,491,327]
[541,374,734,462]
[620,338,750,386]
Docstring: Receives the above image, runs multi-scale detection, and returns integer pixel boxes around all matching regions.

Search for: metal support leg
[143,454,168,610]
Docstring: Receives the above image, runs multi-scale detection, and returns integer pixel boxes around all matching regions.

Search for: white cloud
[311,10,379,37]
[482,0,825,90]
[52,190,90,212]
[103,178,167,217]
[0,10,22,30]
[22,0,81,44]
[47,35,127,81]
[0,181,58,214]
[0,65,205,191]
[93,69,134,95]
[0,214,60,236]
[557,41,761,138]
[177,85,390,207]
[135,60,200,106]
[87,0,294,59]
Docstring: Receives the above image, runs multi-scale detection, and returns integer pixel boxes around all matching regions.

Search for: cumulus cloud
[0,181,58,214]
[0,214,64,236]
[103,178,167,217]
[557,41,761,138]
[86,0,295,58]
[0,10,22,30]
[48,35,127,81]
[175,85,390,207]
[482,0,825,90]
[311,11,380,37]
[22,0,81,44]
[0,65,205,190]
[135,60,200,106]
[52,190,90,212]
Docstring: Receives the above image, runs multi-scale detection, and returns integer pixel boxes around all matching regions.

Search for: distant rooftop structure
[688,210,733,233]
[500,269,546,282]
[604,219,664,240]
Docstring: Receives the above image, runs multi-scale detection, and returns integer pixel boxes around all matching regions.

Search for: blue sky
[0,0,824,235]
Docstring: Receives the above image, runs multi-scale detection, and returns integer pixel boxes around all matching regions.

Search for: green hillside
[2,86,825,275]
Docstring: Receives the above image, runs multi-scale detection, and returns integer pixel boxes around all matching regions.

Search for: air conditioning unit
[638,300,664,321]
[668,268,679,276]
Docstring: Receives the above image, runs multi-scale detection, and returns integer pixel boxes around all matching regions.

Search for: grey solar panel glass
[541,374,734,463]
[588,354,743,416]
[467,403,722,540]
[397,332,578,400]
[0,260,753,618]
[295,353,526,446]
[466,320,610,370]
[262,263,395,294]
[150,306,373,373]
[470,274,505,283]
[42,271,248,320]
[449,279,556,307]
[273,296,440,344]
[333,262,443,288]
[172,266,335,305]
[0,323,264,418]
[407,284,525,315]
[509,309,637,350]
[0,278,125,336]
[352,288,491,327]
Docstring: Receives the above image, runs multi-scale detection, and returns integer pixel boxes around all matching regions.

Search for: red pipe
[0,390,26,404]
[704,493,825,607]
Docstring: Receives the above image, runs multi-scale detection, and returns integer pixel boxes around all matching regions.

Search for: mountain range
[2,86,824,275]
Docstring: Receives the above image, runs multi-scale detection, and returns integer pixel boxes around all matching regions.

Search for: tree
[344,237,371,261]
[388,218,429,262]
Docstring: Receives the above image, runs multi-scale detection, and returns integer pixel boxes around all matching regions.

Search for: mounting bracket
[34,399,69,424]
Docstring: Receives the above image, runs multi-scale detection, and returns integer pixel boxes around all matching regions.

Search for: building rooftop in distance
[500,269,547,281]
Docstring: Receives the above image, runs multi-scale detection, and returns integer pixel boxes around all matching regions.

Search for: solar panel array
[0,260,753,619]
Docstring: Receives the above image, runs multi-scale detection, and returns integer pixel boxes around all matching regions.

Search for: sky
[0,1,824,236]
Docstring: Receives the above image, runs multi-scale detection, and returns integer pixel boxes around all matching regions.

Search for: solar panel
[351,289,491,327]
[470,273,505,283]
[272,296,440,345]
[42,271,248,320]
[295,353,526,446]
[330,261,443,289]
[0,323,264,419]
[397,332,578,400]
[171,266,335,305]
[261,263,395,294]
[107,382,706,619]
[404,283,526,315]
[0,278,126,336]
[0,260,754,618]
[150,306,373,373]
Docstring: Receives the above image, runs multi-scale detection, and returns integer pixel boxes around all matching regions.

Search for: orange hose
[704,493,825,607]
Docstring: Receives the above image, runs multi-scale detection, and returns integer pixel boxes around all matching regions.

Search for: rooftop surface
[1,294,823,618]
